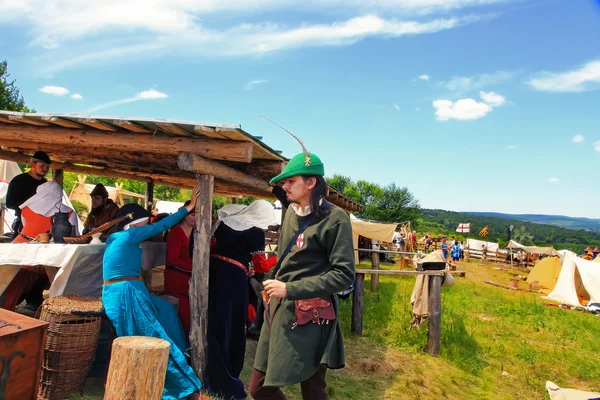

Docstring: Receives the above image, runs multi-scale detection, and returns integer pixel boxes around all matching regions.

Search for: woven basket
[37,295,103,400]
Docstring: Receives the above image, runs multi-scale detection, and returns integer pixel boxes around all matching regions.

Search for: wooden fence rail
[352,269,445,355]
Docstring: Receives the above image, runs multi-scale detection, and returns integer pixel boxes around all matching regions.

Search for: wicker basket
[37,295,103,400]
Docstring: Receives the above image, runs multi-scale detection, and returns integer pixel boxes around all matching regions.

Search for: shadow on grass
[441,310,485,376]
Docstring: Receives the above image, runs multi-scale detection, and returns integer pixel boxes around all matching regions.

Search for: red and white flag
[296,233,305,249]
[456,223,470,233]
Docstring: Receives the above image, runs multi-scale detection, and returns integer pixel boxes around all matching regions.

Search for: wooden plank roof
[0,110,363,212]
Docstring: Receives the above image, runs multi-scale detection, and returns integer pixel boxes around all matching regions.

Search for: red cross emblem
[296,234,305,250]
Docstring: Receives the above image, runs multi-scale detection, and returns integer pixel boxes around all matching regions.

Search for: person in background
[440,238,448,261]
[451,241,461,264]
[164,200,195,336]
[83,183,119,234]
[6,151,51,239]
[3,181,79,311]
[459,241,465,260]
[102,185,202,400]
[481,245,488,264]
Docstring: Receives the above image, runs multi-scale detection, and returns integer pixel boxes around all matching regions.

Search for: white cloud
[245,79,268,90]
[39,85,69,96]
[71,93,83,100]
[548,178,559,183]
[0,0,504,74]
[527,60,600,92]
[432,90,506,121]
[506,145,516,149]
[594,141,600,152]
[479,90,505,106]
[572,135,585,143]
[442,71,513,93]
[394,104,400,110]
[418,74,430,81]
[87,88,168,113]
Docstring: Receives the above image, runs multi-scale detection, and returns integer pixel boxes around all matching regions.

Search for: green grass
[72,260,600,399]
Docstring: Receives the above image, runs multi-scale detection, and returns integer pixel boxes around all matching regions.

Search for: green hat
[270,152,324,184]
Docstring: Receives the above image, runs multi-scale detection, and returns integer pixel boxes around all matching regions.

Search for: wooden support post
[189,174,214,381]
[370,250,380,292]
[427,275,443,356]
[231,197,237,204]
[351,273,365,335]
[104,336,170,400]
[52,168,64,188]
[145,181,154,213]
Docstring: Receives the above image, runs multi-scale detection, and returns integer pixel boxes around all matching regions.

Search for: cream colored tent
[465,238,500,252]
[506,239,558,256]
[526,256,562,291]
[69,175,145,211]
[350,214,398,264]
[545,252,600,307]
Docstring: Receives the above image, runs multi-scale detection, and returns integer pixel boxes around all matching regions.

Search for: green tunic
[253,205,355,386]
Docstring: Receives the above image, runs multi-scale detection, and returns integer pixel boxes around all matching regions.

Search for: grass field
[72,259,600,399]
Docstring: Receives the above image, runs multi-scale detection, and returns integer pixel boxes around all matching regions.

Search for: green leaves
[0,60,34,112]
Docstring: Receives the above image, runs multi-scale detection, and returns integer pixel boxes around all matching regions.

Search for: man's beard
[90,204,105,216]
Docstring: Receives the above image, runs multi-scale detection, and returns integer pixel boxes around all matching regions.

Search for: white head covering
[215,200,278,232]
[124,217,150,230]
[20,181,71,217]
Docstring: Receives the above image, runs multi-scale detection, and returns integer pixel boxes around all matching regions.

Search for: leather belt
[103,277,143,285]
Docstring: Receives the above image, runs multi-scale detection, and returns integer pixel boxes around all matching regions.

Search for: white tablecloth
[0,242,166,299]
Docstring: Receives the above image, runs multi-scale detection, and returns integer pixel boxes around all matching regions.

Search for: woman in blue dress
[102,184,202,400]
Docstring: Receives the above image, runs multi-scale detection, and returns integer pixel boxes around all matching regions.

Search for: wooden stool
[105,336,170,400]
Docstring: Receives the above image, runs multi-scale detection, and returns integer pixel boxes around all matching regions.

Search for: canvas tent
[349,214,398,264]
[69,175,145,211]
[545,252,600,307]
[465,238,500,252]
[506,239,558,256]
[526,256,562,291]
[155,200,184,215]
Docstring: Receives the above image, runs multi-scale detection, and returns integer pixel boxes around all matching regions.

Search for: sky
[1,0,599,218]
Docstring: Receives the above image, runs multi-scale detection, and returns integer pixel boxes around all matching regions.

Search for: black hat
[31,151,52,164]
[105,204,151,236]
[90,183,109,198]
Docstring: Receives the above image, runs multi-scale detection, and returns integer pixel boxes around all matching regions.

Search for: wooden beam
[178,152,270,192]
[41,117,84,129]
[427,275,443,356]
[190,174,214,381]
[0,116,17,124]
[193,125,229,140]
[0,125,254,163]
[157,123,191,136]
[8,115,50,126]
[145,182,154,213]
[77,118,118,131]
[0,149,153,183]
[112,120,151,133]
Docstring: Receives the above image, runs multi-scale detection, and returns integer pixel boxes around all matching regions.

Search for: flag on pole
[479,226,489,237]
[456,223,470,233]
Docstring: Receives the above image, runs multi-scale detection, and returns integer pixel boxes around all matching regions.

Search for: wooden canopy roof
[0,110,363,212]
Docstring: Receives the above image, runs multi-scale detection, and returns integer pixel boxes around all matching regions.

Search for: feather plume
[259,115,311,166]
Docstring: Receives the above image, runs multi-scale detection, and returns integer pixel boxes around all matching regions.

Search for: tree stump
[104,336,170,400]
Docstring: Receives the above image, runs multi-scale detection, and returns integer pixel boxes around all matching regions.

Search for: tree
[512,225,534,245]
[327,174,352,193]
[0,60,34,112]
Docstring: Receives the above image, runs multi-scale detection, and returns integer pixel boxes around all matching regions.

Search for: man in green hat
[250,152,355,400]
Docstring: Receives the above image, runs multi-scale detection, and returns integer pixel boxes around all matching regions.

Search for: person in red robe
[163,200,195,336]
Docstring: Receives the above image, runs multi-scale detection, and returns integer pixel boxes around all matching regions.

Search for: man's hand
[263,279,287,299]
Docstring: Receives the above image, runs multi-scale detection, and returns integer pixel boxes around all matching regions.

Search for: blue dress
[102,208,202,400]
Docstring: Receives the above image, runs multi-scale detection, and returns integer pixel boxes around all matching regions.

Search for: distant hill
[417,209,600,253]
[463,212,600,232]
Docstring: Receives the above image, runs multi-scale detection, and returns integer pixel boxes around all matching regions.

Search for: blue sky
[1,0,599,217]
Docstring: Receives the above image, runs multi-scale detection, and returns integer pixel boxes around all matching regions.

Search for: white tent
[545,252,600,308]
[155,200,184,215]
[0,160,84,235]
[465,238,499,252]
[506,239,558,256]
[350,214,398,264]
